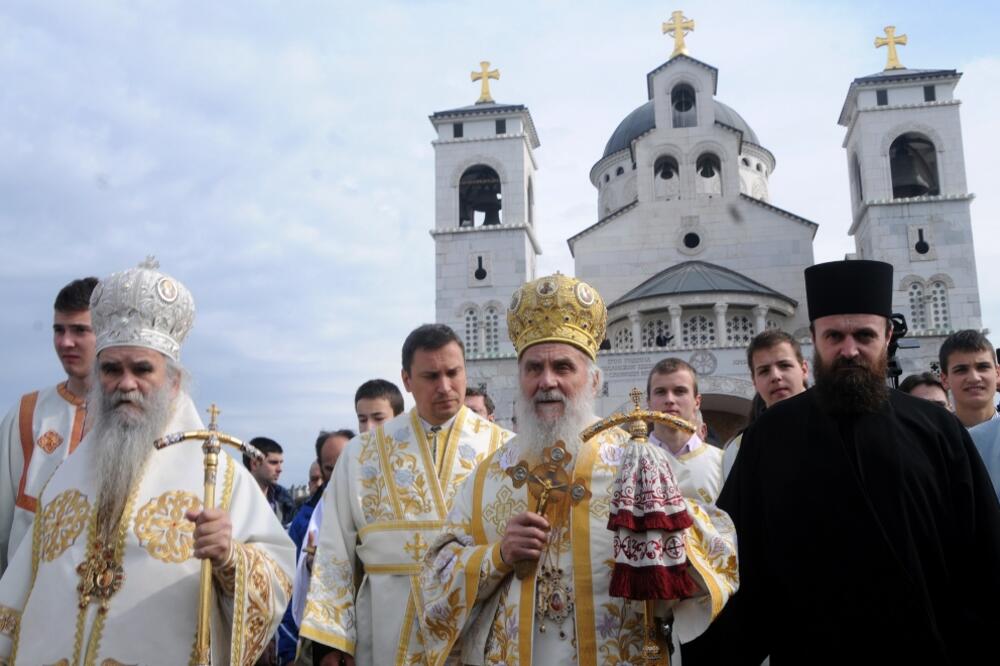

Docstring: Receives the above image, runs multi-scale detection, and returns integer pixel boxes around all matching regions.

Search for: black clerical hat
[804,260,893,321]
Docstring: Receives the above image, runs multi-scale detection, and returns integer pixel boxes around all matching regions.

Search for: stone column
[629,313,642,350]
[753,305,769,334]
[669,305,683,348]
[713,302,728,345]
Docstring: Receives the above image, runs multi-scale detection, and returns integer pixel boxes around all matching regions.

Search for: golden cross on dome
[207,404,221,430]
[662,10,695,58]
[471,61,500,104]
[875,26,907,71]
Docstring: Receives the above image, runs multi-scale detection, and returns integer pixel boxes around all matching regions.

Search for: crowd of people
[0,257,998,665]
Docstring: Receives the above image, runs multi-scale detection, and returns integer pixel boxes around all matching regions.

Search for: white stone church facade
[428,42,982,440]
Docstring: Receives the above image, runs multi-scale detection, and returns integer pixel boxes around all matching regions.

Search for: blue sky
[1,1,997,485]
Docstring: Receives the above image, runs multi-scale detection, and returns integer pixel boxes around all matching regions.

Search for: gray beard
[514,388,596,461]
[88,383,174,542]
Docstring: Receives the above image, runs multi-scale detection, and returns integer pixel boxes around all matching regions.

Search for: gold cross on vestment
[663,10,695,58]
[404,532,429,561]
[875,26,907,70]
[471,61,500,104]
[207,404,221,430]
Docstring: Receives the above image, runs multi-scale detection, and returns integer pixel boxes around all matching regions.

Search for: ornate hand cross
[507,441,591,579]
[471,61,500,104]
[875,26,907,71]
[662,10,695,58]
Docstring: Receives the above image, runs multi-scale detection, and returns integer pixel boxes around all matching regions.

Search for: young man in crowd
[939,329,999,427]
[0,276,98,574]
[899,371,951,410]
[464,386,496,421]
[724,329,809,477]
[647,357,725,504]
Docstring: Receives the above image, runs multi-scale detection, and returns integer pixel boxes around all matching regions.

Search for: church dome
[602,99,761,159]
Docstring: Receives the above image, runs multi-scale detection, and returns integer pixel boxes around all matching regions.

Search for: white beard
[514,387,596,461]
[88,382,174,542]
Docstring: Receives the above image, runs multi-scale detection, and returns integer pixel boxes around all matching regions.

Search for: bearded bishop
[299,324,512,665]
[0,259,295,665]
[419,274,739,665]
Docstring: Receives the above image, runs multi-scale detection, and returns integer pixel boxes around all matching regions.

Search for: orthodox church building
[428,20,982,440]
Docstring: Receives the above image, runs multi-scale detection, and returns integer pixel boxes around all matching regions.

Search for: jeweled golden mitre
[507,273,607,360]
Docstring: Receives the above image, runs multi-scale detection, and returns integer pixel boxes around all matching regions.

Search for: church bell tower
[839,27,982,340]
[429,62,542,357]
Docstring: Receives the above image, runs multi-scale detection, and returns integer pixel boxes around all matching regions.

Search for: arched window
[459,164,502,227]
[671,83,696,128]
[929,281,950,330]
[642,319,672,348]
[483,306,500,353]
[464,307,480,354]
[889,133,940,199]
[615,166,625,176]
[726,315,755,345]
[614,326,634,351]
[908,282,927,331]
[653,155,680,200]
[695,153,722,196]
[682,314,716,347]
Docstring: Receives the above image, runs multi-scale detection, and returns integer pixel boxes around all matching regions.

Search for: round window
[683,233,701,249]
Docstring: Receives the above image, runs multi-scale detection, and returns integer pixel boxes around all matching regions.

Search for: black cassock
[683,389,1000,665]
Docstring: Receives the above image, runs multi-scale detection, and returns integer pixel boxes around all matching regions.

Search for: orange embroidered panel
[36,430,64,454]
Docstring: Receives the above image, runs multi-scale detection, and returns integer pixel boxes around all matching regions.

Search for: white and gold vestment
[0,393,295,665]
[0,383,87,573]
[419,426,739,666]
[299,406,510,665]
[650,433,725,506]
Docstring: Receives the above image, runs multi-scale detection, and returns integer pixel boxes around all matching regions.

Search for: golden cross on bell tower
[471,61,500,104]
[875,25,907,71]
[662,10,695,58]
[207,404,221,430]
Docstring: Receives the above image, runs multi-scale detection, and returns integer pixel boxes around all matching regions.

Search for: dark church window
[876,89,888,106]
[654,155,680,200]
[459,164,502,227]
[453,122,463,138]
[923,85,936,102]
[603,174,610,183]
[496,119,506,134]
[616,166,625,176]
[914,228,930,255]
[654,156,679,180]
[695,153,722,195]
[889,133,940,199]
[683,232,701,249]
[671,83,696,128]
[852,154,864,205]
[527,177,534,225]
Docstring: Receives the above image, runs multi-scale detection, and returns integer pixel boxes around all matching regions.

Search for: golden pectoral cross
[506,441,592,579]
